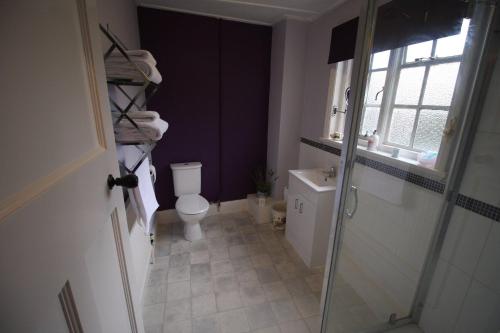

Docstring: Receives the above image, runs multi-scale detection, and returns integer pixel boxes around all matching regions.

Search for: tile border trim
[456,194,500,222]
[300,137,446,194]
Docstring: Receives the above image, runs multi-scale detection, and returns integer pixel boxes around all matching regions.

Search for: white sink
[289,169,336,192]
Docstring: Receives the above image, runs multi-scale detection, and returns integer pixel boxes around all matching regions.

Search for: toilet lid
[176,194,209,215]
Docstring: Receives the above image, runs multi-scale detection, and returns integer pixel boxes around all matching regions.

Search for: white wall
[267,19,308,199]
[97,0,153,302]
[420,54,500,333]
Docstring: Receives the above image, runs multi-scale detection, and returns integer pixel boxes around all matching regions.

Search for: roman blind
[328,0,468,64]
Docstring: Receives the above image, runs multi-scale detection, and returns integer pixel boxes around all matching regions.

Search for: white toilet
[170,162,209,241]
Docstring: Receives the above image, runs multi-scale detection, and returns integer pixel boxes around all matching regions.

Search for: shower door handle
[345,185,358,218]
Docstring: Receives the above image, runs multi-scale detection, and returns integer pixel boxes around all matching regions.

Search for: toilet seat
[176,194,209,215]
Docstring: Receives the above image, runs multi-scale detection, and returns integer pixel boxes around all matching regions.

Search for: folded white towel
[115,117,169,143]
[124,111,160,122]
[108,49,157,66]
[105,60,162,84]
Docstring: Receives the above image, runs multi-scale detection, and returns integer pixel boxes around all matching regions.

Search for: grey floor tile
[293,293,320,317]
[275,262,301,280]
[255,266,280,284]
[147,267,168,287]
[305,274,323,293]
[217,308,250,333]
[211,260,234,275]
[191,263,211,282]
[236,269,259,283]
[210,248,229,262]
[262,281,292,301]
[231,257,253,273]
[145,325,162,333]
[251,254,273,268]
[143,303,164,327]
[284,277,312,296]
[279,319,310,333]
[229,245,249,259]
[251,326,280,333]
[216,290,243,311]
[170,253,190,267]
[191,279,214,297]
[155,241,171,258]
[193,315,221,333]
[214,272,239,293]
[240,281,267,306]
[192,292,217,318]
[304,315,321,333]
[166,280,191,301]
[171,240,191,254]
[270,299,301,323]
[208,237,228,251]
[242,232,260,243]
[143,285,167,305]
[164,298,191,323]
[226,234,244,246]
[191,250,210,264]
[168,265,190,283]
[247,243,266,256]
[245,303,277,330]
[163,319,192,333]
[191,239,209,252]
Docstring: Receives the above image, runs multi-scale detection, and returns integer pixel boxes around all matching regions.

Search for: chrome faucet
[323,166,336,179]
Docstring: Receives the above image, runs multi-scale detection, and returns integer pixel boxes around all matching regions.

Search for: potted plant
[252,168,278,197]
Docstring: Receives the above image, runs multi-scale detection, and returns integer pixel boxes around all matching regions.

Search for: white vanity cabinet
[285,170,336,268]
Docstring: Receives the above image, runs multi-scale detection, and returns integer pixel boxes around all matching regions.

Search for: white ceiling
[136,0,347,25]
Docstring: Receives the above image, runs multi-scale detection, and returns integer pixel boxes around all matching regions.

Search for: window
[327,19,469,168]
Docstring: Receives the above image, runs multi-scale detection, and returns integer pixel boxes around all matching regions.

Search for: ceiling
[136,0,347,25]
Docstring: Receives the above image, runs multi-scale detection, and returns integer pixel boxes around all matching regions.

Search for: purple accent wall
[137,8,271,209]
[220,20,271,201]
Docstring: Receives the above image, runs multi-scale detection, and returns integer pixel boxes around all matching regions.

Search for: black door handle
[107,174,138,189]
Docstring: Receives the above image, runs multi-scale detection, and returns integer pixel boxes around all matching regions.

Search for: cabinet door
[295,196,316,265]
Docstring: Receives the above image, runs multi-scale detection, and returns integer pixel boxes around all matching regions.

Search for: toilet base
[184,222,202,241]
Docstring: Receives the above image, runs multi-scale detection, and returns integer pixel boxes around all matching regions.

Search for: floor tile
[251,254,273,268]
[191,250,210,264]
[251,326,280,333]
[192,315,221,333]
[293,294,320,317]
[255,266,281,284]
[245,303,277,330]
[171,240,191,254]
[284,277,312,296]
[164,298,191,323]
[168,265,190,283]
[243,232,260,243]
[262,281,292,301]
[276,262,301,280]
[170,253,190,267]
[236,269,259,283]
[304,315,321,333]
[144,325,162,333]
[191,263,211,282]
[216,290,243,311]
[208,237,228,251]
[210,248,229,262]
[211,260,234,275]
[191,279,214,296]
[163,319,192,333]
[214,272,239,293]
[147,267,168,287]
[247,243,266,256]
[166,281,191,301]
[279,319,310,333]
[143,303,164,327]
[305,274,323,293]
[229,245,249,259]
[191,240,209,252]
[217,308,250,333]
[226,234,245,246]
[155,241,171,257]
[270,299,301,323]
[231,257,253,272]
[240,281,267,306]
[143,285,167,305]
[192,292,217,317]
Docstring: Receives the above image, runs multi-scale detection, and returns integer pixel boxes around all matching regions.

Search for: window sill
[318,137,447,181]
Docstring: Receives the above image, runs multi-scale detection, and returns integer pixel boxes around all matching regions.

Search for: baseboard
[156,198,249,224]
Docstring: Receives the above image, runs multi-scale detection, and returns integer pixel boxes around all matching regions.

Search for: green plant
[252,168,278,196]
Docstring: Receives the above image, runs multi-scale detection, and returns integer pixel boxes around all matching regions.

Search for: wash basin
[289,169,336,192]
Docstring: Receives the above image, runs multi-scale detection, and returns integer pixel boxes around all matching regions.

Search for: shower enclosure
[321,0,499,332]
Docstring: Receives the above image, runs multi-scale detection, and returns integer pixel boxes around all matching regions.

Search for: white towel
[124,110,160,122]
[105,61,163,84]
[115,116,169,143]
[128,157,159,234]
[108,49,157,66]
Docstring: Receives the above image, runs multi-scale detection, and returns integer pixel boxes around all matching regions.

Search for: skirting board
[156,198,249,224]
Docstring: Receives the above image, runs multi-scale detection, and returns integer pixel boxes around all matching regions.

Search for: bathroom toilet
[170,162,209,241]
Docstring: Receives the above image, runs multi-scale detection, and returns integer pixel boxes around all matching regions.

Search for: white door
[0,1,143,332]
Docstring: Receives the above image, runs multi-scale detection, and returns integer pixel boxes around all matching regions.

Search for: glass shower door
[322,1,496,332]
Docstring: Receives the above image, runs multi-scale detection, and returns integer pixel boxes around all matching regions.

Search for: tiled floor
[143,211,324,333]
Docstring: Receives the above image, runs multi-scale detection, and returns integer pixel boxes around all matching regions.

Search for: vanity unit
[286,169,336,268]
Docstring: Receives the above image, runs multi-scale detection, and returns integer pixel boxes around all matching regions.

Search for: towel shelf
[100,24,163,179]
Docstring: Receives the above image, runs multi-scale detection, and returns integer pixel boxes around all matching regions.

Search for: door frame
[319,0,500,332]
